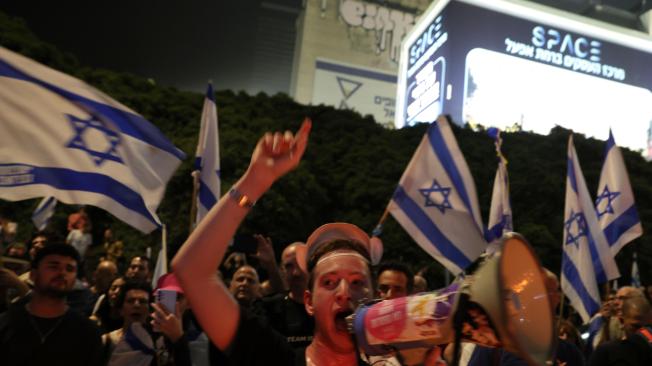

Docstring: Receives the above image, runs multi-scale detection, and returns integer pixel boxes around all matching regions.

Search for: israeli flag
[485,128,512,243]
[32,196,57,231]
[0,46,185,233]
[595,130,642,256]
[561,135,619,323]
[193,83,220,225]
[388,116,486,274]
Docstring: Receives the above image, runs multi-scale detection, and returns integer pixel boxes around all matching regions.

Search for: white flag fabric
[486,129,512,243]
[151,225,168,289]
[0,46,184,233]
[631,252,641,288]
[388,116,486,274]
[595,130,642,256]
[32,196,57,231]
[193,83,220,225]
[561,135,619,323]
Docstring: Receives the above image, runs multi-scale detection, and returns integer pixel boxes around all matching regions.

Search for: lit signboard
[396,0,652,156]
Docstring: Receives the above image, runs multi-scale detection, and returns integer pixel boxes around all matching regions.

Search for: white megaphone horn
[347,233,556,366]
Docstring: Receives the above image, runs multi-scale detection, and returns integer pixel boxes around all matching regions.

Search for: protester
[413,274,428,294]
[263,242,315,348]
[589,295,652,365]
[104,279,191,366]
[172,120,391,365]
[592,286,645,348]
[0,244,103,365]
[376,261,413,300]
[229,265,263,309]
[91,260,118,298]
[91,276,126,332]
[125,255,151,282]
[18,232,50,286]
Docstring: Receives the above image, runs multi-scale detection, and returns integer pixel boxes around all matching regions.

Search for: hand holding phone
[156,289,177,314]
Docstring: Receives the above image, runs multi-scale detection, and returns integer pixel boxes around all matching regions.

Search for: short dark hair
[115,280,152,309]
[376,261,414,293]
[307,239,371,290]
[31,243,81,269]
[130,255,151,267]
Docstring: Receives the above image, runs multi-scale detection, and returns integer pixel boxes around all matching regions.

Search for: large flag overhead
[561,135,619,323]
[32,196,57,231]
[486,128,513,243]
[193,83,220,225]
[388,116,486,274]
[0,46,185,233]
[595,130,642,255]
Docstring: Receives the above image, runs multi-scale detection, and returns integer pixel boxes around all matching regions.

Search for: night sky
[0,0,265,93]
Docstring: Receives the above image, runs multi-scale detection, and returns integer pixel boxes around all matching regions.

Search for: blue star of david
[66,114,123,166]
[564,210,587,248]
[595,185,620,218]
[419,180,453,213]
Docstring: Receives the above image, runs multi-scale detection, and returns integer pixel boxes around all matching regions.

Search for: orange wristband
[229,188,256,209]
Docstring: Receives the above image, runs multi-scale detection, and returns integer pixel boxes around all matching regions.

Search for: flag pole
[189,171,199,232]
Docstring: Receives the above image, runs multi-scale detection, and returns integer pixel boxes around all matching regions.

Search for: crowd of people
[1,122,651,365]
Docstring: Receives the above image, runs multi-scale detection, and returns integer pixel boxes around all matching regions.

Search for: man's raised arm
[171,119,311,350]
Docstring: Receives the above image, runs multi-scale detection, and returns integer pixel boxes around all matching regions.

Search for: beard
[34,278,73,298]
[40,286,71,298]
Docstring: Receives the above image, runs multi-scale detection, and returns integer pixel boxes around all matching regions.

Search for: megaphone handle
[451,293,471,366]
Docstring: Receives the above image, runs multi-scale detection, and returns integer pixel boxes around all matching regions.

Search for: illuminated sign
[396,0,652,157]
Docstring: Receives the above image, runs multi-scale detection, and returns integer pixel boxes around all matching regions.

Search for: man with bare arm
[173,119,387,366]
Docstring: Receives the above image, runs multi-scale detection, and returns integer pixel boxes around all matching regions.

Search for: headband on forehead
[295,222,383,273]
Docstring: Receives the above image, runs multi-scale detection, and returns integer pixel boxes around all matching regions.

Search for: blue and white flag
[388,116,486,274]
[0,46,185,233]
[151,224,168,289]
[486,128,512,243]
[32,196,57,231]
[595,130,642,256]
[193,83,220,225]
[561,135,619,323]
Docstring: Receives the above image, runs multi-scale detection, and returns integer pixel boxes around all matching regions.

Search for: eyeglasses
[32,239,47,245]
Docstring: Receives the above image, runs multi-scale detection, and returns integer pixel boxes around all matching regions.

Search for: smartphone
[156,289,177,313]
[231,234,258,254]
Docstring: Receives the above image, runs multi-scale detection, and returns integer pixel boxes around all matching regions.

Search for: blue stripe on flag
[603,205,641,247]
[393,186,472,270]
[194,157,202,171]
[198,179,217,212]
[485,223,503,243]
[32,196,56,217]
[427,123,475,216]
[562,250,600,317]
[0,58,185,161]
[605,130,615,151]
[586,230,608,284]
[206,83,214,100]
[567,157,578,193]
[1,164,158,227]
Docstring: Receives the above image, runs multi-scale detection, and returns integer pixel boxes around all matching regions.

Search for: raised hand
[246,118,311,189]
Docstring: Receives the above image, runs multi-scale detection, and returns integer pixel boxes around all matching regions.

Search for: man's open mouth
[334,310,353,332]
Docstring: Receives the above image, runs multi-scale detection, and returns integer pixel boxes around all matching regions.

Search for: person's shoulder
[65,309,101,336]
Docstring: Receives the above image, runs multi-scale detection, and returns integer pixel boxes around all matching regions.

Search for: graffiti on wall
[339,0,417,63]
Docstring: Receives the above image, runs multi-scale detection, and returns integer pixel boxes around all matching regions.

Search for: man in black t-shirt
[263,242,314,348]
[0,243,103,366]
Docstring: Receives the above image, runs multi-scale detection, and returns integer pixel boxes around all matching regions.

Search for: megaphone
[347,233,555,366]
